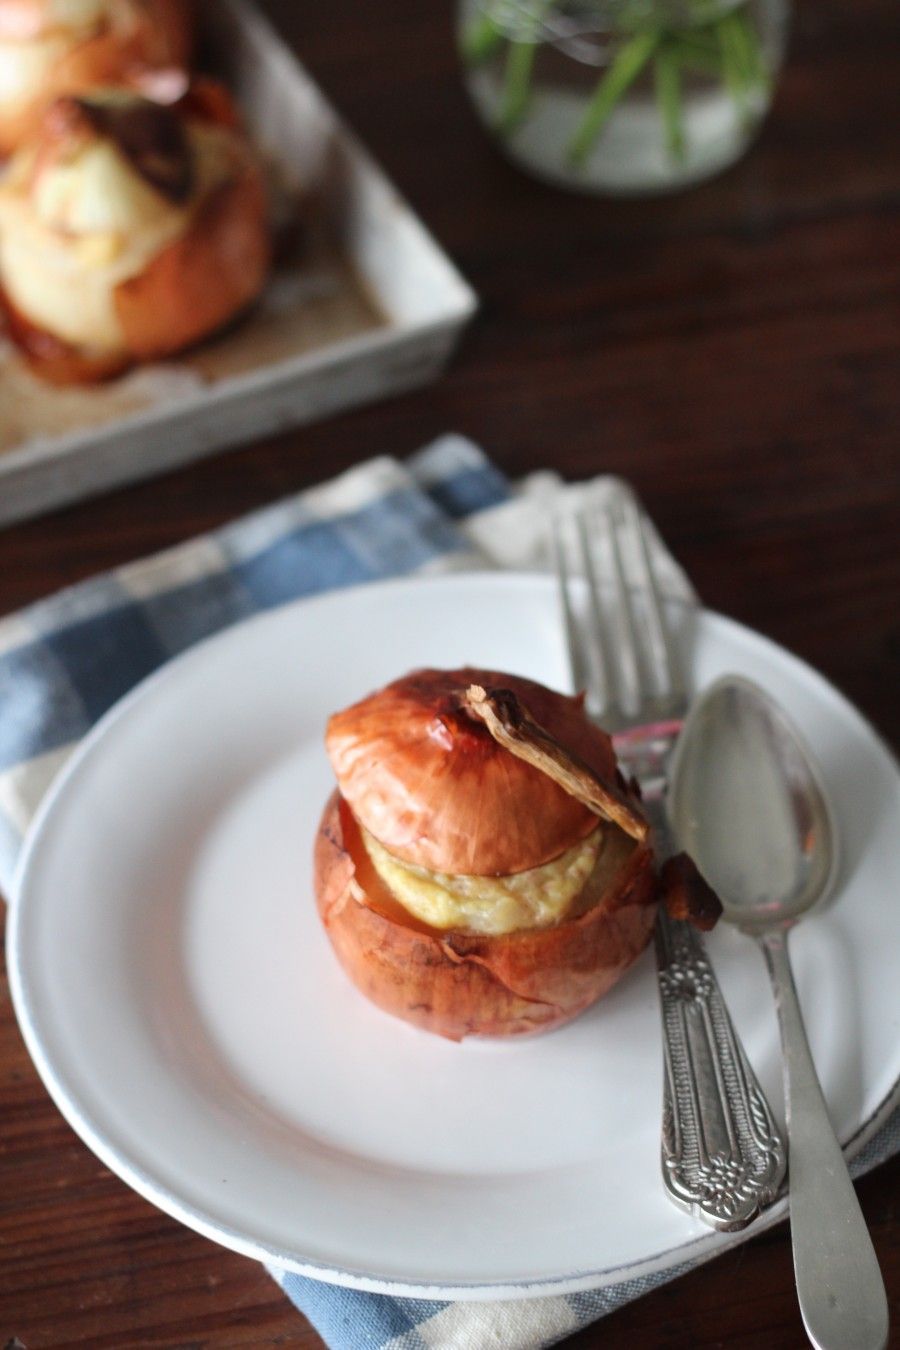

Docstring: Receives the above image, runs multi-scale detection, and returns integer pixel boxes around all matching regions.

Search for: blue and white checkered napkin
[1,436,897,1350]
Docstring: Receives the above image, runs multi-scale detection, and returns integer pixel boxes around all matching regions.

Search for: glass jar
[458,0,790,194]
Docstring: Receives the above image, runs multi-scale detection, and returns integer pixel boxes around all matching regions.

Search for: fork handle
[656,911,786,1231]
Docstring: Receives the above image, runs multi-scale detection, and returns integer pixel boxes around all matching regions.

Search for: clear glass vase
[458,0,790,195]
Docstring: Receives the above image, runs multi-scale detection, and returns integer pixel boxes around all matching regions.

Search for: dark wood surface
[2,0,898,1345]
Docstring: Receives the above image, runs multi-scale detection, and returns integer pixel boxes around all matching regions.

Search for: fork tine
[603,500,643,713]
[551,515,592,699]
[557,498,686,730]
[623,494,686,706]
[575,511,616,716]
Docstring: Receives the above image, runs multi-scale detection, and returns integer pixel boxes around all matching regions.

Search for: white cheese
[361,824,606,935]
[33,137,177,236]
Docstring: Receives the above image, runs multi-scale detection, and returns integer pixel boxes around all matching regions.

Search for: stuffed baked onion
[315,667,719,1041]
[0,78,269,380]
[0,0,191,156]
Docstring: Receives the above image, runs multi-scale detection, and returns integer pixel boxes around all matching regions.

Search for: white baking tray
[0,0,477,528]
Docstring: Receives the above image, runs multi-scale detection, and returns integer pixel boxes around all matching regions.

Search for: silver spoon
[668,675,889,1350]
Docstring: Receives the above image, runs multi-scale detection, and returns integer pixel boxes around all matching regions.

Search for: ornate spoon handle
[655,911,787,1231]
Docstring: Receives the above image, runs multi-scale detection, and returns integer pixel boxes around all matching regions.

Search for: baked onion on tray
[316,667,720,1041]
[0,0,191,156]
[0,77,270,381]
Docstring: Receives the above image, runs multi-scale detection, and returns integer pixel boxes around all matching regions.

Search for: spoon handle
[760,929,889,1350]
[655,913,786,1230]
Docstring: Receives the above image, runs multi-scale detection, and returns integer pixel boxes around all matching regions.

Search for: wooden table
[2,1,897,1344]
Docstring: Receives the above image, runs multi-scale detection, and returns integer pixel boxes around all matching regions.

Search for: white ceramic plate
[9,573,900,1300]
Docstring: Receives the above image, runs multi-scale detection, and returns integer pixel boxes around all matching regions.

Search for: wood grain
[1,0,898,1345]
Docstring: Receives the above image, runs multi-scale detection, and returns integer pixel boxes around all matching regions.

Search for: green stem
[716,12,752,115]
[655,42,686,162]
[728,7,769,89]
[567,27,661,169]
[461,11,505,66]
[668,34,724,78]
[673,28,720,59]
[498,35,540,133]
[682,0,731,24]
[495,0,556,135]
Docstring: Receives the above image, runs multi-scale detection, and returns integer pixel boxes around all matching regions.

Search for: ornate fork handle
[656,911,786,1230]
[621,725,786,1232]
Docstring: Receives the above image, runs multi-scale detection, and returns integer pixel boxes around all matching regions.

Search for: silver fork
[552,494,787,1232]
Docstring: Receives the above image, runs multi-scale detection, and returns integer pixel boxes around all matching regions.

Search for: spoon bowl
[668,673,838,931]
[668,674,888,1350]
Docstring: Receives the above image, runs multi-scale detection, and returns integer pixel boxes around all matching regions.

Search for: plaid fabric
[0,437,692,885]
[0,438,504,879]
[1,436,896,1350]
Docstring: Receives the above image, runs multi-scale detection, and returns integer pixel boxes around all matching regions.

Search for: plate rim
[8,570,900,1299]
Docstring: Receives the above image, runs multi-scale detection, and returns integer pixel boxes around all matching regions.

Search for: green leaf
[567,27,661,169]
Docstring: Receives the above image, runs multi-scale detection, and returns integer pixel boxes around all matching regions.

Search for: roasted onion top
[325,666,647,877]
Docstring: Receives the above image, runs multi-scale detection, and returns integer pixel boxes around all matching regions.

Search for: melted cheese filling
[33,136,179,235]
[361,825,605,935]
[0,120,234,351]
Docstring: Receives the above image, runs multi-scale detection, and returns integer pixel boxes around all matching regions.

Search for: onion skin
[315,792,659,1042]
[0,0,192,157]
[326,667,638,877]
